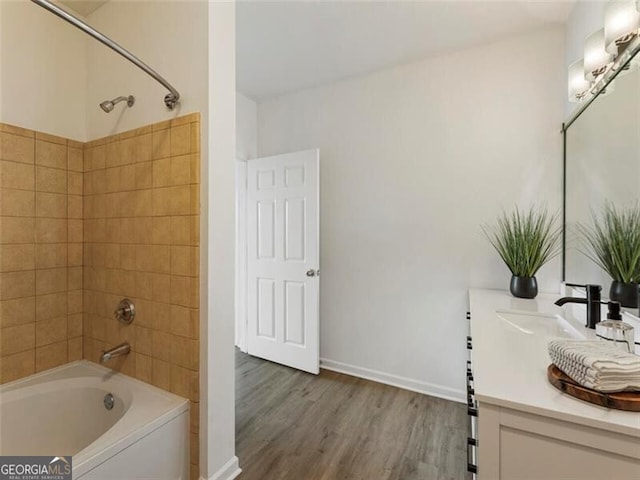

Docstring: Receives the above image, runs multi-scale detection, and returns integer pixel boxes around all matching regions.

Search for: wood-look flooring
[236,350,468,480]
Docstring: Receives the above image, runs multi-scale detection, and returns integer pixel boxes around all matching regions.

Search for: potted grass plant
[482,207,562,299]
[577,202,640,308]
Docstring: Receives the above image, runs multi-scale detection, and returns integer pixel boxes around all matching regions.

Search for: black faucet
[555,283,602,329]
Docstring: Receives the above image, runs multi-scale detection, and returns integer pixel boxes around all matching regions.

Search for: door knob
[306,269,316,277]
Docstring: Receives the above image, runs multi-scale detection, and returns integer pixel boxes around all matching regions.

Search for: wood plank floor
[236,350,468,480]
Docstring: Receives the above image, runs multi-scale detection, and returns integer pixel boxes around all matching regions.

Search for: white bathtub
[0,360,189,479]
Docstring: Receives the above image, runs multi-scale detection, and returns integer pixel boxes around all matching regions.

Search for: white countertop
[469,288,640,438]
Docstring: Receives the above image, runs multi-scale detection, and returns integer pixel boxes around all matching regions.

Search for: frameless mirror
[564,49,640,298]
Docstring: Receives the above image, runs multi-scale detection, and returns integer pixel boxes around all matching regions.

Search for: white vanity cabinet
[468,289,640,480]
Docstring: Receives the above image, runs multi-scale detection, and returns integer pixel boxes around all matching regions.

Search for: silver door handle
[306,269,316,277]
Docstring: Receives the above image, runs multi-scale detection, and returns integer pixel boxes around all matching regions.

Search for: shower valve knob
[114,299,135,325]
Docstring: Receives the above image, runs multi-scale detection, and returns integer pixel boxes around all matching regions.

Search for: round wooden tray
[547,364,640,412]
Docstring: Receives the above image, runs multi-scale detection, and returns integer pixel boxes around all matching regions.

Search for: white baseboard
[204,456,241,480]
[320,358,465,404]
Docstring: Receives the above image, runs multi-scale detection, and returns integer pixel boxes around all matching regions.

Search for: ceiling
[59,0,107,17]
[237,1,575,100]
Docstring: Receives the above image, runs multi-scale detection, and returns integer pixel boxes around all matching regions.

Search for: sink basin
[496,310,586,340]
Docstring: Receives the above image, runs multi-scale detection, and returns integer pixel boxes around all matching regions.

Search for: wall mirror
[563,39,640,307]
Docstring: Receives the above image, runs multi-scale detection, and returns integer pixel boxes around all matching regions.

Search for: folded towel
[548,340,640,393]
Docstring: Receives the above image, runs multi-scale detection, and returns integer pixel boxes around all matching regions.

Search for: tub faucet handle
[114,298,135,324]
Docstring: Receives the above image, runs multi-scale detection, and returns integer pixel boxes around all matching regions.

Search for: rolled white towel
[548,340,640,392]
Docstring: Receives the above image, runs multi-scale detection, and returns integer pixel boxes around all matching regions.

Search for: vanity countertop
[469,288,640,438]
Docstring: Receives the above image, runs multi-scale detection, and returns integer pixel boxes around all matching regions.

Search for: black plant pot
[510,275,538,299]
[609,281,639,308]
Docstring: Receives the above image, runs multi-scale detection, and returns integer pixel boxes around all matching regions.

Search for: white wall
[85,0,209,140]
[257,28,565,400]
[0,0,86,140]
[236,93,257,160]
[564,1,607,116]
[204,2,238,479]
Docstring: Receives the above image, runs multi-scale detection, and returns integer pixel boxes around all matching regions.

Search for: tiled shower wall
[0,124,83,383]
[0,113,201,479]
[81,113,201,478]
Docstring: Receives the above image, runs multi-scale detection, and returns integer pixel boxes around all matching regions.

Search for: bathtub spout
[100,342,131,363]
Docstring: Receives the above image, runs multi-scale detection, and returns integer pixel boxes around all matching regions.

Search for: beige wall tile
[68,220,83,243]
[152,357,170,390]
[67,147,83,172]
[36,192,67,218]
[152,129,170,160]
[190,401,199,433]
[68,171,83,195]
[170,275,191,307]
[134,134,152,163]
[36,292,66,321]
[133,189,153,217]
[68,243,82,266]
[105,141,119,169]
[135,245,153,272]
[152,187,171,216]
[105,168,119,193]
[68,337,82,361]
[68,313,82,338]
[35,340,67,372]
[170,246,198,277]
[1,160,34,190]
[152,158,171,188]
[1,323,35,356]
[135,162,153,189]
[35,268,67,295]
[68,267,82,291]
[190,154,200,184]
[0,270,35,300]
[170,216,190,245]
[171,125,190,157]
[119,164,136,191]
[190,185,199,215]
[170,155,191,186]
[36,244,66,269]
[35,132,65,145]
[1,132,34,164]
[169,186,190,215]
[1,188,34,216]
[151,274,171,303]
[135,353,152,383]
[119,138,135,165]
[1,244,35,272]
[135,326,153,355]
[36,316,67,347]
[190,123,200,154]
[152,245,170,274]
[68,195,82,219]
[86,145,106,171]
[170,363,192,398]
[152,329,172,362]
[120,244,136,271]
[36,166,66,193]
[68,291,82,315]
[152,217,171,245]
[0,350,34,383]
[36,218,67,243]
[135,272,153,300]
[35,141,66,169]
[0,297,35,328]
[0,217,34,244]
[0,124,34,138]
[171,335,198,370]
[154,302,171,332]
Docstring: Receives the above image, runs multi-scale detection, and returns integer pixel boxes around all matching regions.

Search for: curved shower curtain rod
[31,0,180,110]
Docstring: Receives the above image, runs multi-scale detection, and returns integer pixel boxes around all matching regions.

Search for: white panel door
[247,149,319,374]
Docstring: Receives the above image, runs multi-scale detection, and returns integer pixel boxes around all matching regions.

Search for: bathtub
[0,360,189,479]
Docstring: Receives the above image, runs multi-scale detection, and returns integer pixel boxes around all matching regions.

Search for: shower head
[100,95,135,113]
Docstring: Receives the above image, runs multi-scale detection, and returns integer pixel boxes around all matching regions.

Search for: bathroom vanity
[467,289,640,480]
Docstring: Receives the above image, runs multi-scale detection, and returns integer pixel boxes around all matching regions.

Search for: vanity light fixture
[568,59,591,102]
[605,0,640,55]
[585,29,614,81]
